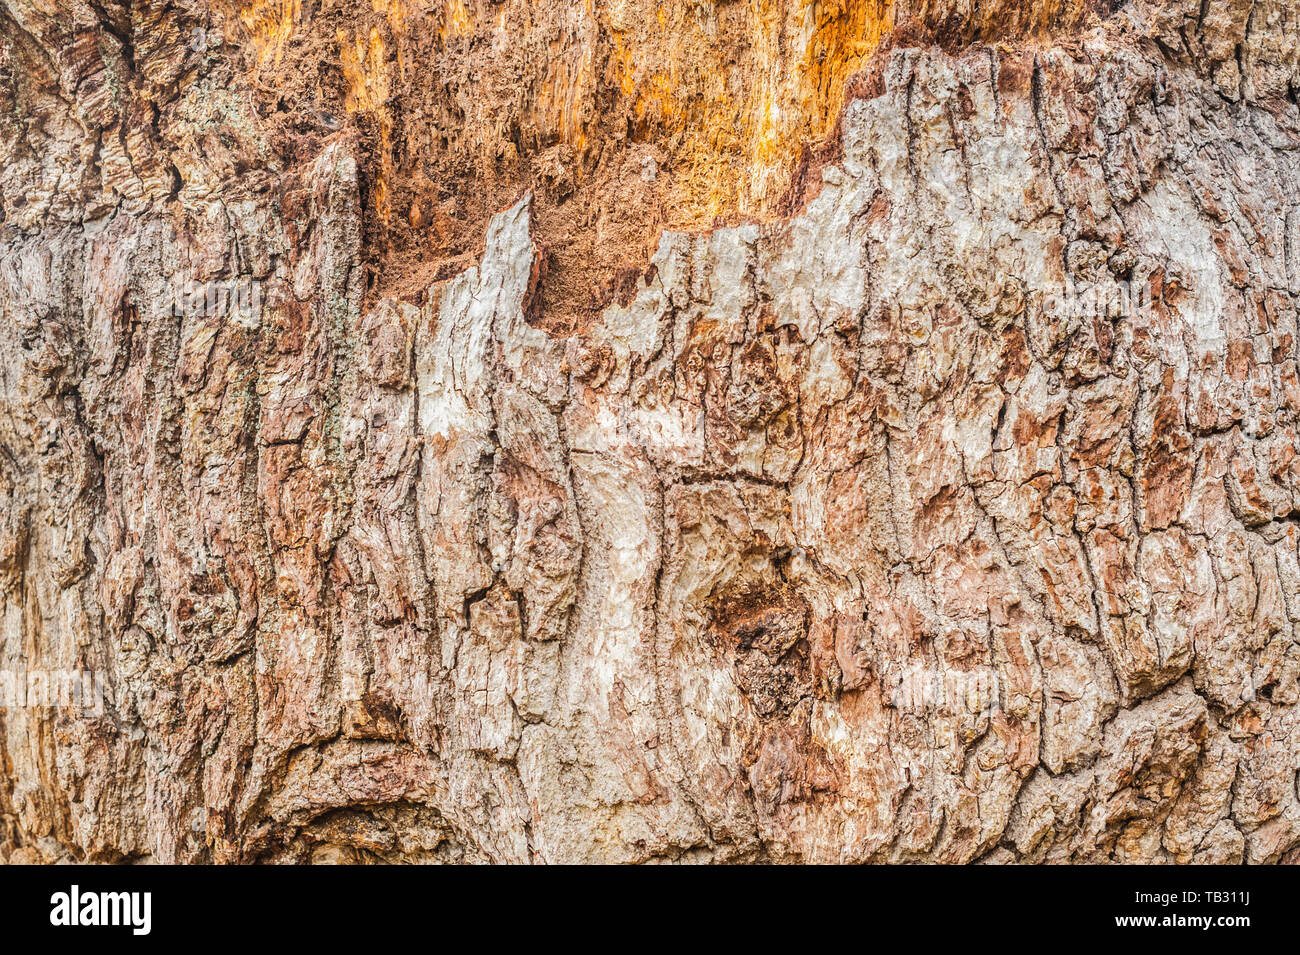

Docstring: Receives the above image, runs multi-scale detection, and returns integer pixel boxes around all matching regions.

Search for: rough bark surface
[2,0,1300,863]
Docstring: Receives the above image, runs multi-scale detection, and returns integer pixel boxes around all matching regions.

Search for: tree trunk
[1,0,1299,863]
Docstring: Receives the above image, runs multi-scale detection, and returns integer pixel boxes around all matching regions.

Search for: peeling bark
[2,1,1300,863]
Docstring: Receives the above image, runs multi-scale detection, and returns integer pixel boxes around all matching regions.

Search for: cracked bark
[2,0,1300,863]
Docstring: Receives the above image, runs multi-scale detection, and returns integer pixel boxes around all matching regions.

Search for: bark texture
[2,0,1300,863]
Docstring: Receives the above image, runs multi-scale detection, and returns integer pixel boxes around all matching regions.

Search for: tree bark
[1,0,1299,863]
